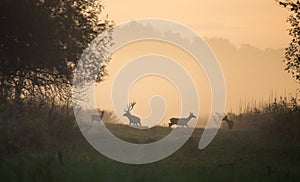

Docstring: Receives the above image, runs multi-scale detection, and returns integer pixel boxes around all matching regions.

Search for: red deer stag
[123,101,141,126]
[169,112,196,127]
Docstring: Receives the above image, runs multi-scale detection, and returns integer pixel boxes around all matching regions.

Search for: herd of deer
[91,101,234,129]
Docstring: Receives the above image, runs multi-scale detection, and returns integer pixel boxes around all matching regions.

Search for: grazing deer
[123,101,141,126]
[169,112,196,127]
[222,115,234,129]
[91,110,105,122]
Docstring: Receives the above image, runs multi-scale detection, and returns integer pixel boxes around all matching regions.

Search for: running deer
[169,112,196,127]
[90,110,105,122]
[222,115,234,129]
[123,101,141,126]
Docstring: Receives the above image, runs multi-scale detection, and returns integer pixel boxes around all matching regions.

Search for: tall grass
[226,95,300,141]
[0,100,78,161]
[0,96,300,181]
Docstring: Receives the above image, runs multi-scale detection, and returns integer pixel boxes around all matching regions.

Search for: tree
[278,0,300,83]
[0,0,113,103]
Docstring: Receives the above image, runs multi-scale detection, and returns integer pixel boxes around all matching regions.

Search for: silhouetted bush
[0,101,79,161]
[229,96,300,140]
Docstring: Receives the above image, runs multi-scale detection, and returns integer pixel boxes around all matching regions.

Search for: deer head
[190,112,196,119]
[222,115,228,121]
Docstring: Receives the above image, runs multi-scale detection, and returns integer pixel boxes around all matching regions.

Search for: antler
[124,101,136,112]
[129,101,136,111]
[124,103,129,112]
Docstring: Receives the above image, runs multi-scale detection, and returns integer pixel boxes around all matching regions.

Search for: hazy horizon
[95,36,299,127]
[92,0,299,127]
[104,0,290,49]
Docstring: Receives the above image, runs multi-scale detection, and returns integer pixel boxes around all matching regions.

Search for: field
[1,103,300,182]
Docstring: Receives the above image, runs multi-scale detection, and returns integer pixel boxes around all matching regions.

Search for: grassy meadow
[0,97,300,181]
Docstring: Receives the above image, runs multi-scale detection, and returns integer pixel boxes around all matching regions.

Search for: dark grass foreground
[1,128,299,182]
[0,102,300,181]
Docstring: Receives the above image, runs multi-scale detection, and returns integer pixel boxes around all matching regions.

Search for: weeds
[0,96,300,181]
[228,95,300,141]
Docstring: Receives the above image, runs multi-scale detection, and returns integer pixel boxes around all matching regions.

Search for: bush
[229,96,300,140]
[0,101,78,161]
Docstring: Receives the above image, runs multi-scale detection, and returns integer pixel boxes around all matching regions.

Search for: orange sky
[104,0,290,49]
[95,0,299,126]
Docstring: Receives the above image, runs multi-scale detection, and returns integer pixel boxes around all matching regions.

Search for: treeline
[0,0,112,105]
[0,0,115,162]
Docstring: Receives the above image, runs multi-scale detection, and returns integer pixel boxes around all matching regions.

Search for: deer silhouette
[222,115,234,129]
[169,112,196,127]
[91,110,105,122]
[123,101,141,126]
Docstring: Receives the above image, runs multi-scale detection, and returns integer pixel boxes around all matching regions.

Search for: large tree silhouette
[0,0,113,103]
[278,0,300,83]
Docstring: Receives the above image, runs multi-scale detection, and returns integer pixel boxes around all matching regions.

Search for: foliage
[0,93,300,181]
[227,95,300,141]
[0,0,113,103]
[0,101,77,159]
[278,0,300,83]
